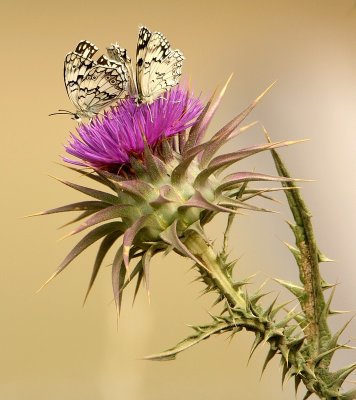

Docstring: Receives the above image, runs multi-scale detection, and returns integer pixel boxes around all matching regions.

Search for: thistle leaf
[180,191,240,214]
[39,222,123,290]
[184,88,216,152]
[200,82,276,168]
[68,205,134,236]
[59,210,99,229]
[111,245,125,315]
[115,180,157,203]
[160,221,206,269]
[53,177,119,204]
[195,141,298,187]
[63,165,116,189]
[261,346,278,377]
[143,145,166,183]
[184,74,233,151]
[215,171,296,194]
[247,332,264,363]
[83,231,122,304]
[341,387,356,400]
[32,201,109,216]
[144,319,235,361]
[123,215,154,269]
[302,390,313,400]
[274,278,305,299]
[331,363,356,387]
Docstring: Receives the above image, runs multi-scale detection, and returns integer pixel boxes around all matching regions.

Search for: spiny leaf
[31,201,109,216]
[150,184,182,207]
[218,195,272,212]
[247,332,264,364]
[281,360,290,385]
[215,171,296,194]
[63,164,116,189]
[184,74,233,151]
[161,138,175,162]
[115,180,157,203]
[123,215,154,269]
[129,156,147,178]
[332,363,356,387]
[274,278,305,299]
[261,346,278,377]
[302,390,313,400]
[197,141,295,187]
[180,191,240,214]
[283,241,302,263]
[294,374,302,395]
[111,245,125,315]
[66,205,134,236]
[160,221,206,270]
[340,387,356,400]
[53,177,119,204]
[143,145,166,183]
[183,87,216,152]
[263,295,279,318]
[144,319,235,361]
[83,231,122,304]
[139,244,159,303]
[200,82,277,168]
[38,222,123,290]
[59,210,99,229]
[132,260,144,304]
[171,148,202,185]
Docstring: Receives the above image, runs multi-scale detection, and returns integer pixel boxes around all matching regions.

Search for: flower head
[64,86,203,171]
[43,77,296,313]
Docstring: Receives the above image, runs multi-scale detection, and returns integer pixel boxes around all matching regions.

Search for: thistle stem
[184,232,246,309]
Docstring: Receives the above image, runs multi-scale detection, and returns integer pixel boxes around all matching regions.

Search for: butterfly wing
[75,55,128,115]
[64,41,128,118]
[64,41,98,113]
[135,27,184,103]
[107,43,136,96]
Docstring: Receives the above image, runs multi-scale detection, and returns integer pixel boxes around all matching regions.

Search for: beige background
[1,0,356,399]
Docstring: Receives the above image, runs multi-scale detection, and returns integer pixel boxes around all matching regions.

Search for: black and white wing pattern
[135,26,184,104]
[106,43,136,96]
[64,40,128,119]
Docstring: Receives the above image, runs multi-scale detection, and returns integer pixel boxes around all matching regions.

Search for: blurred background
[1,0,356,399]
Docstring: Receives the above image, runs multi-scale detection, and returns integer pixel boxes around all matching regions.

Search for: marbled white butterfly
[107,26,184,104]
[51,40,128,121]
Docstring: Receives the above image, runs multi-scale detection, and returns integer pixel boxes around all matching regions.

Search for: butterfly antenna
[48,109,73,117]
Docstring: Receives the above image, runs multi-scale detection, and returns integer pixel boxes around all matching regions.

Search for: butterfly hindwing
[75,55,128,113]
[107,43,136,95]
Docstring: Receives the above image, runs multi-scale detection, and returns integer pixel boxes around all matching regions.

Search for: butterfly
[106,26,184,105]
[50,40,128,121]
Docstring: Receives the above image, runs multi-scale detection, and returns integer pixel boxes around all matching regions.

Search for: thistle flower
[40,78,297,313]
[64,86,203,172]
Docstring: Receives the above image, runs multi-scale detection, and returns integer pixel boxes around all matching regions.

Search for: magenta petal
[64,86,203,169]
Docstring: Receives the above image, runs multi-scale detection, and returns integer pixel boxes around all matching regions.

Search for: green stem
[185,232,246,309]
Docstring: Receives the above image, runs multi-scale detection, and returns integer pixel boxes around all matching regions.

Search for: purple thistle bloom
[64,86,203,171]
